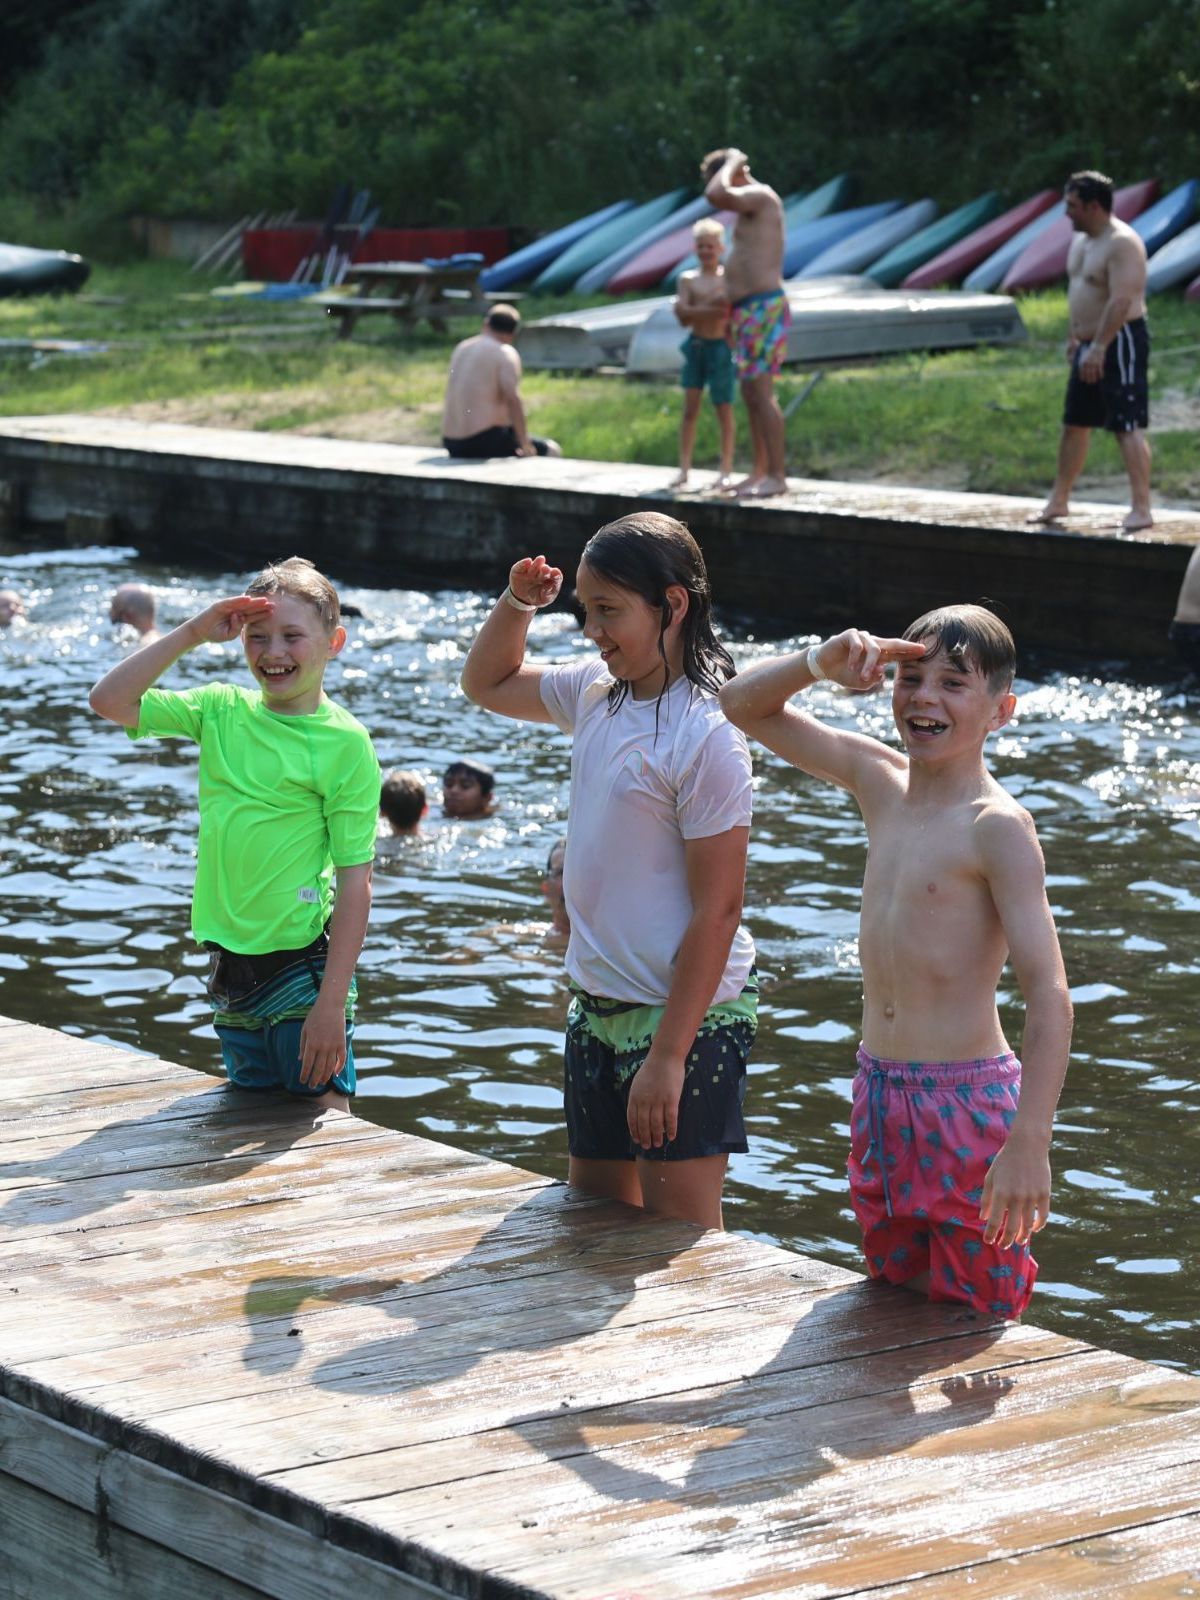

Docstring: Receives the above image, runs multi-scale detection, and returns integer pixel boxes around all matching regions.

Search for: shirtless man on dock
[442,306,561,461]
[1030,170,1152,532]
[703,148,789,499]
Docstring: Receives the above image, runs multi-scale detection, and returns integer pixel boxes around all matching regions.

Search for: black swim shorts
[1063,318,1150,434]
[443,426,550,459]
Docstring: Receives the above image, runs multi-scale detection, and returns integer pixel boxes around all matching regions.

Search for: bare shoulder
[974,786,1044,869]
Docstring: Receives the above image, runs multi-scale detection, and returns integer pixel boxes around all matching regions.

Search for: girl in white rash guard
[460,511,756,1230]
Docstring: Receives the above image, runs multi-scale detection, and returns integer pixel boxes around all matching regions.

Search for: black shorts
[1063,318,1149,434]
[443,426,550,459]
[563,981,756,1162]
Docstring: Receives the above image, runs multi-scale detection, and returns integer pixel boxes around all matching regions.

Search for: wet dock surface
[1,414,1196,658]
[3,1014,1199,1598]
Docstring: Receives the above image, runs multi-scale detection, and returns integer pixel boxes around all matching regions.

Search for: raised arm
[977,807,1073,1248]
[88,596,274,726]
[459,554,563,723]
[718,630,925,792]
[626,824,748,1151]
[704,148,771,213]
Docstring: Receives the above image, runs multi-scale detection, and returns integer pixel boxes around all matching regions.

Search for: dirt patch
[1150,386,1200,434]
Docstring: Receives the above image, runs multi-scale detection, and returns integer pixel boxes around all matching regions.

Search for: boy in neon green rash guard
[90,557,379,1113]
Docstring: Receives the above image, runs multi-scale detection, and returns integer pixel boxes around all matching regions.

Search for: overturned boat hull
[0,243,91,297]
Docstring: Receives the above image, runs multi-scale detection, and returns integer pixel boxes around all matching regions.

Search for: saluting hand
[508,555,563,609]
[809,630,928,692]
[191,595,275,645]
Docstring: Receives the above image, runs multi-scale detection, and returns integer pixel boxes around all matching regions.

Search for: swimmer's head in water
[245,556,340,634]
[0,590,24,626]
[380,769,427,833]
[110,583,157,630]
[902,604,1016,693]
[443,759,496,818]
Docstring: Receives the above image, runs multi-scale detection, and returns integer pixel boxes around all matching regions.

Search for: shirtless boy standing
[442,305,562,461]
[702,147,788,499]
[1030,170,1152,532]
[720,606,1073,1319]
[669,217,736,492]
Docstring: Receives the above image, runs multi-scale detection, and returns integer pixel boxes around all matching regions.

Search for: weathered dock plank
[2,1014,1199,1600]
[1,414,1196,659]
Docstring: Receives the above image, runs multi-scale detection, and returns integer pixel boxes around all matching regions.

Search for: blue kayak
[480,201,634,292]
[963,202,1064,291]
[0,243,90,297]
[796,200,939,281]
[534,189,689,293]
[574,196,713,294]
[1131,179,1200,258]
[784,202,902,278]
[1146,218,1200,293]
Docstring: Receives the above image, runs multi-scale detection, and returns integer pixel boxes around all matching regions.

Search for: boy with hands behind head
[89,558,379,1113]
[719,608,1072,1318]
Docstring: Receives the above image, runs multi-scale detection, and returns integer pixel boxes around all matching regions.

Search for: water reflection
[0,548,1196,1371]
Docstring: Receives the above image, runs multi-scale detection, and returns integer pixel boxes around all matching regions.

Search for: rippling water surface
[2,547,1197,1372]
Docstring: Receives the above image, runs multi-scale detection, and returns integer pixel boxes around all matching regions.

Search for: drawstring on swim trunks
[867,1066,894,1219]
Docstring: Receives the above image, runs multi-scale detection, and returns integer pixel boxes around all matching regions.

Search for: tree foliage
[1,0,1198,231]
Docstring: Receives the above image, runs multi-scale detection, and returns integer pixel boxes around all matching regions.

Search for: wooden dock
[3,1014,1199,1599]
[1,414,1198,659]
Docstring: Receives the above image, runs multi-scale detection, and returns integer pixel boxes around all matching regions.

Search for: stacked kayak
[574,195,713,294]
[964,202,1065,291]
[0,243,90,297]
[1147,219,1200,293]
[533,189,688,292]
[1001,179,1159,290]
[480,201,633,292]
[784,202,901,278]
[794,200,937,281]
[868,192,1002,287]
[1131,179,1199,258]
[904,190,1058,288]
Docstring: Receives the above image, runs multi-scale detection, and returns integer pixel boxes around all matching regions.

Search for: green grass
[2,262,1197,501]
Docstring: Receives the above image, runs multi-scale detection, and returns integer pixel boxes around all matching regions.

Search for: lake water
[1,546,1197,1373]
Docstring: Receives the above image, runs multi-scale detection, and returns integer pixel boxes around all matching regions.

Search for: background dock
[1,415,1197,659]
[2,1014,1199,1597]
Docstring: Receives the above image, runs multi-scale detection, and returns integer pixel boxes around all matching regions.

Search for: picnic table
[316,261,518,339]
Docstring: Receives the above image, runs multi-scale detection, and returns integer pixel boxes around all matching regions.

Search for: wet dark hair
[902,604,1016,692]
[544,836,566,875]
[580,511,735,724]
[1066,170,1114,212]
[444,758,495,797]
[380,769,426,830]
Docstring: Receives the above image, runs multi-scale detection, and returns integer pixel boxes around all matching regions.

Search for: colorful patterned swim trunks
[729,288,791,380]
[564,976,757,1162]
[847,1046,1037,1319]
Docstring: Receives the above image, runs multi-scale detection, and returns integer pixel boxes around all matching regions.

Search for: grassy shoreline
[2,261,1197,506]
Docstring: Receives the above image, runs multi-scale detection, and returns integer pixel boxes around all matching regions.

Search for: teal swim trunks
[679,333,736,405]
[564,975,757,1161]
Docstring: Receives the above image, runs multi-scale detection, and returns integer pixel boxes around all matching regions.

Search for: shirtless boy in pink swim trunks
[721,606,1073,1319]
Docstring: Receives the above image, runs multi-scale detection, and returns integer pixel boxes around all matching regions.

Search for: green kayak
[867,192,1003,288]
[533,189,689,293]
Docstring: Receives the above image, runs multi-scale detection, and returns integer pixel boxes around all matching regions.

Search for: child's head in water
[0,590,25,626]
[380,769,427,835]
[442,758,496,818]
[575,511,735,713]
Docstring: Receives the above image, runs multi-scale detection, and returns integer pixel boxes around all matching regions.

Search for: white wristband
[806,643,828,681]
[502,585,539,614]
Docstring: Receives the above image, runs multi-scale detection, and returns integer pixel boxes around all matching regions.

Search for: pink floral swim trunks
[729,287,790,380]
[848,1046,1037,1319]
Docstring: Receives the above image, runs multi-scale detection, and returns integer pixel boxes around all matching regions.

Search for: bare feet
[734,474,788,500]
[666,469,689,492]
[709,473,736,495]
[1027,503,1069,525]
[1122,509,1154,532]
